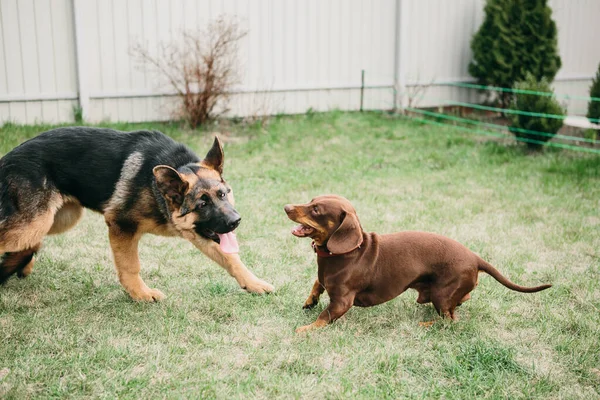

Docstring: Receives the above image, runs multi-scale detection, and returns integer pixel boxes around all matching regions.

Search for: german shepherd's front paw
[242,278,274,294]
[130,288,166,302]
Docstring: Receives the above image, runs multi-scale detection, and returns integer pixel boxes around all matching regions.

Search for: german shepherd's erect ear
[200,137,224,174]
[153,166,189,207]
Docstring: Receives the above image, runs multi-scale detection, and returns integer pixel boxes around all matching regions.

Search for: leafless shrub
[406,80,434,109]
[132,17,247,128]
[394,76,435,114]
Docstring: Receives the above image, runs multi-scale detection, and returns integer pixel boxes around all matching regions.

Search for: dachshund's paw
[302,296,319,309]
[295,324,314,333]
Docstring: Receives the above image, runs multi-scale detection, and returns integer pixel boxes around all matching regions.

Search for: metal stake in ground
[360,70,365,112]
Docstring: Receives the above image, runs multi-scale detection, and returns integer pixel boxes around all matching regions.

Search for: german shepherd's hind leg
[108,226,165,302]
[0,192,65,283]
[190,237,274,294]
[16,243,41,278]
[0,244,41,283]
[3,200,83,282]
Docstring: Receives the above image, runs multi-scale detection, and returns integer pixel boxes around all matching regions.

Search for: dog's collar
[311,241,361,258]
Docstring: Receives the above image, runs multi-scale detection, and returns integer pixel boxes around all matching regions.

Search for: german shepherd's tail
[477,258,551,293]
[0,244,40,284]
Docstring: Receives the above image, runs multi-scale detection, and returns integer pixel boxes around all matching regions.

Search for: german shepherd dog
[0,127,274,301]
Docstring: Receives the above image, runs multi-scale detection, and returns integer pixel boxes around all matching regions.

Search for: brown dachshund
[284,195,551,333]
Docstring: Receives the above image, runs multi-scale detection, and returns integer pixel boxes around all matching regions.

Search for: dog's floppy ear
[200,136,224,174]
[327,211,363,254]
[153,165,189,207]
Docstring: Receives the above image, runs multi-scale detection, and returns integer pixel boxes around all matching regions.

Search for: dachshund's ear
[327,211,363,254]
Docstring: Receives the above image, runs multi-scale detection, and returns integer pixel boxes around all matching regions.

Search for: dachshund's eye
[312,206,319,215]
[219,192,226,199]
[197,200,207,209]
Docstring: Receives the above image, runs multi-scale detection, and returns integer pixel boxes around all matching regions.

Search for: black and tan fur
[0,127,273,301]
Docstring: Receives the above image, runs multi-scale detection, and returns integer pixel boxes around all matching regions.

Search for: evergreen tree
[509,74,565,150]
[469,0,562,106]
[587,62,600,127]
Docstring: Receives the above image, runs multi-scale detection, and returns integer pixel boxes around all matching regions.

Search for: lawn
[0,112,599,399]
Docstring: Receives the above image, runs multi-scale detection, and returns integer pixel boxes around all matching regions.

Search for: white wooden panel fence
[0,0,598,125]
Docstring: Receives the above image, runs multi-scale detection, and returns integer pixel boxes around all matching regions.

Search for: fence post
[360,70,365,112]
[393,0,408,113]
[71,0,89,121]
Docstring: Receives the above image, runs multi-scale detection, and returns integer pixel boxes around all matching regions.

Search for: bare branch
[130,16,247,128]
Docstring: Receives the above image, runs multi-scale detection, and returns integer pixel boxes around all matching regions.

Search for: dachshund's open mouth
[291,224,315,237]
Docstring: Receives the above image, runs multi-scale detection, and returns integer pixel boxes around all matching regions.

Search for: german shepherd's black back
[1,127,197,212]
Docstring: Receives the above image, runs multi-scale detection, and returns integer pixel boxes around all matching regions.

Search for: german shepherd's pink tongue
[217,232,239,254]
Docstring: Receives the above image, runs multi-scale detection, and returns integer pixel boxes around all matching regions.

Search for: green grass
[1,112,599,399]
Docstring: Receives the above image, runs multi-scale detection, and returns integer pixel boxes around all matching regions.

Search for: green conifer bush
[509,73,565,150]
[469,0,562,106]
[586,63,600,128]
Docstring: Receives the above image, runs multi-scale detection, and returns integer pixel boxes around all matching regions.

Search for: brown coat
[285,195,551,332]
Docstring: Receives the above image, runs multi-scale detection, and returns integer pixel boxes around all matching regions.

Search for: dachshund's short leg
[416,289,431,304]
[296,293,354,333]
[457,293,471,306]
[432,295,460,321]
[302,279,325,309]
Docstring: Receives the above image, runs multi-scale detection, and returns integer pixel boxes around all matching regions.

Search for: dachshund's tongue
[217,232,239,254]
[292,224,314,237]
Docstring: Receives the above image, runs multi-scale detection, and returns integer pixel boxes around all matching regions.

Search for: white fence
[0,0,599,125]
